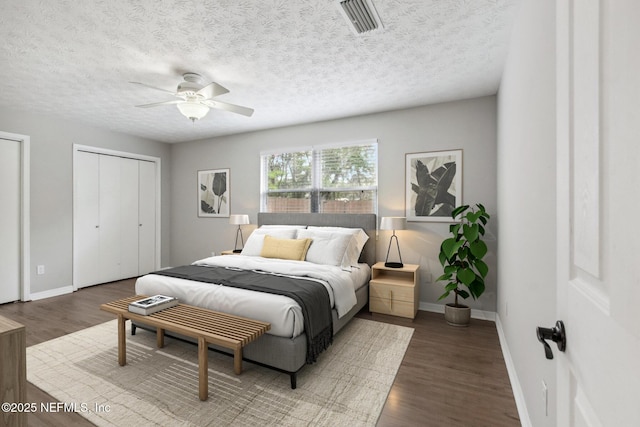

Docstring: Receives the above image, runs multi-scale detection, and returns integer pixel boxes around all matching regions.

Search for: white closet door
[74,148,159,288]
[0,138,21,303]
[74,151,101,288]
[98,155,122,283]
[119,157,139,278]
[138,160,156,275]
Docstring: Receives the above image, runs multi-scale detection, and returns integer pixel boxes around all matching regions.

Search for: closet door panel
[98,155,121,283]
[138,160,156,275]
[74,149,159,287]
[119,157,139,278]
[74,152,100,288]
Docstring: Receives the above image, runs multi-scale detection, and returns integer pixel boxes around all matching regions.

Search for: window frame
[260,139,378,214]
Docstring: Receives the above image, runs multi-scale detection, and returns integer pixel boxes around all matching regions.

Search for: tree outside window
[261,141,377,214]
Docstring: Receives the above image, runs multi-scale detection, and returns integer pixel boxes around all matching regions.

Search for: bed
[134,212,377,388]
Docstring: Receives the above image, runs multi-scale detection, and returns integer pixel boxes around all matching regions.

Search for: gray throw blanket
[150,265,333,363]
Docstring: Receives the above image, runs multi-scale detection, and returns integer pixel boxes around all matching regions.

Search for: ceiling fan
[130,73,254,122]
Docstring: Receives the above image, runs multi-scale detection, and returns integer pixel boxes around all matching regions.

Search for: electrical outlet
[37,265,45,275]
[541,380,548,416]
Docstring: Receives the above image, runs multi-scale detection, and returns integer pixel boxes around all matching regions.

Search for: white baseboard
[495,313,532,427]
[419,302,496,321]
[28,285,74,301]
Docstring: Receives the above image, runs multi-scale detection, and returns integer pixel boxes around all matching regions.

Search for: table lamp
[380,216,406,268]
[229,214,250,252]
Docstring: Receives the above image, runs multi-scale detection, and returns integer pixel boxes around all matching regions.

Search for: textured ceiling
[0,0,520,143]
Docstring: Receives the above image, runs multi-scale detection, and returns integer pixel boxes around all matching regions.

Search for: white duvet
[134,255,370,339]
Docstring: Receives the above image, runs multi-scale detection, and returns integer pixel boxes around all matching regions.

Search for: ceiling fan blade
[135,100,183,108]
[203,100,254,117]
[130,81,176,95]
[197,82,230,99]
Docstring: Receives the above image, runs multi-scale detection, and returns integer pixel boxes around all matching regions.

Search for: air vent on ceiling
[336,0,384,35]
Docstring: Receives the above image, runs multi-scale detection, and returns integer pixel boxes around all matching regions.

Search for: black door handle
[536,320,566,360]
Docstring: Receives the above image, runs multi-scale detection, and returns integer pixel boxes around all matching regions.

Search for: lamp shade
[177,102,209,121]
[229,214,250,225]
[380,217,406,231]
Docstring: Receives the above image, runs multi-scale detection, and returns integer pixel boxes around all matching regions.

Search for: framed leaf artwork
[198,168,230,217]
[405,150,462,222]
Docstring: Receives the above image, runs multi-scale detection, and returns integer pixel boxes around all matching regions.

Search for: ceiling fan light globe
[177,102,209,121]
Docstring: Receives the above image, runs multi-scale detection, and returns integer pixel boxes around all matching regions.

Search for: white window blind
[261,140,378,214]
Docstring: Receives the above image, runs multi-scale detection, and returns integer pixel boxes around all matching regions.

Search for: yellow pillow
[260,235,312,261]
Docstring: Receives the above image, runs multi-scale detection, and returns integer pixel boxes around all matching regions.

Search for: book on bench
[128,295,178,315]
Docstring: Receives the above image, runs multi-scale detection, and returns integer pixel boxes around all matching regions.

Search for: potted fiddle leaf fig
[436,204,490,326]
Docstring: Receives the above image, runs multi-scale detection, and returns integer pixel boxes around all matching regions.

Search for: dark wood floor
[0,279,520,426]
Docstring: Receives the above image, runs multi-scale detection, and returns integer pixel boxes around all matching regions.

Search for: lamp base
[384,262,404,269]
[233,249,242,253]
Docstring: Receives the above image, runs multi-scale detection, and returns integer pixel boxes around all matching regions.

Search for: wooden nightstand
[369,262,420,319]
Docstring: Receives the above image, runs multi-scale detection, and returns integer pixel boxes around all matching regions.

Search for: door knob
[536,320,566,360]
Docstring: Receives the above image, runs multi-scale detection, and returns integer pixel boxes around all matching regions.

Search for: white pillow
[241,228,298,256]
[259,225,307,229]
[306,226,369,268]
[296,229,354,267]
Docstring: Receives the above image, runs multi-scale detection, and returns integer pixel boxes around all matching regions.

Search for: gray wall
[0,95,498,313]
[497,0,556,425]
[170,96,498,312]
[0,107,172,295]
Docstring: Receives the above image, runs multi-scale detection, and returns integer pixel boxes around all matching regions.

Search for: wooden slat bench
[100,295,271,401]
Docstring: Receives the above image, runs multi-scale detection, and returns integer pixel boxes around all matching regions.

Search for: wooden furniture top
[100,295,270,349]
[372,262,420,273]
[0,314,25,335]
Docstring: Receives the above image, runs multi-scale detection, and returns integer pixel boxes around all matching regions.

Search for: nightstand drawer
[368,262,420,319]
[369,280,415,302]
[369,296,416,318]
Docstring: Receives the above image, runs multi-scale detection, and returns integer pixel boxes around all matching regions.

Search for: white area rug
[27,318,413,426]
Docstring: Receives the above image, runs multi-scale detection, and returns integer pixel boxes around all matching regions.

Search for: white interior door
[99,154,121,283]
[138,160,156,275]
[74,146,160,288]
[119,157,140,278]
[74,151,101,288]
[555,1,640,425]
[0,137,21,303]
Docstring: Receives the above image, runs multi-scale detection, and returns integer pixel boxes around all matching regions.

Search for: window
[261,140,378,214]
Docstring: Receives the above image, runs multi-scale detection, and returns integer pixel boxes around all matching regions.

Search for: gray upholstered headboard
[257,213,377,266]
